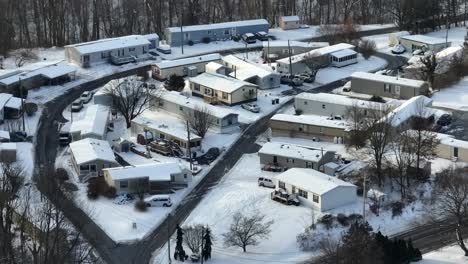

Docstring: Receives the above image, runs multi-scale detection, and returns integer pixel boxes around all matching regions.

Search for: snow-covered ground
[432,76,468,111]
[419,244,468,263]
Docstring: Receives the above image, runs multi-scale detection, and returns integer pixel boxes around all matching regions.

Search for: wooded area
[0,0,467,55]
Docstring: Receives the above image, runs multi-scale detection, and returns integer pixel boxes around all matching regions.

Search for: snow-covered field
[419,244,468,263]
[432,76,468,111]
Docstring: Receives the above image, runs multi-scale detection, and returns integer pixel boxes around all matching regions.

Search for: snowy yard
[418,244,468,264]
[432,76,468,111]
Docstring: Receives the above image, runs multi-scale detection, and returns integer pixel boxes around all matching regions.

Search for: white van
[258,177,275,188]
[145,195,172,207]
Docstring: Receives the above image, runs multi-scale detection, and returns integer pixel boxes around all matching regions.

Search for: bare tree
[223,211,274,252]
[183,224,205,254]
[345,102,368,149]
[13,49,37,68]
[183,106,215,138]
[432,167,468,256]
[358,39,376,60]
[419,54,438,89]
[105,78,161,128]
[389,128,415,199]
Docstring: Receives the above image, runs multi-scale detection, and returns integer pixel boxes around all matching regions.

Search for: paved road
[33,26,409,264]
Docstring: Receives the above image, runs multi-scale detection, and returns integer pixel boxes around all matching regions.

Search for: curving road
[33,29,410,264]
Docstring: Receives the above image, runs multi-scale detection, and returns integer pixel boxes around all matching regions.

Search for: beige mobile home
[278,16,301,30]
[435,133,468,162]
[65,35,151,67]
[69,138,119,181]
[270,114,348,143]
[152,53,222,80]
[189,72,258,106]
[350,72,429,99]
[398,35,450,53]
[274,168,357,211]
[258,142,335,171]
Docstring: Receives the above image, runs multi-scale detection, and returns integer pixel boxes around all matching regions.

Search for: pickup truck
[271,189,300,206]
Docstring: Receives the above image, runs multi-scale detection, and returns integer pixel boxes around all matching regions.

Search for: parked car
[281,89,298,96]
[437,114,452,126]
[391,44,406,54]
[71,99,83,112]
[327,115,343,121]
[80,91,93,103]
[196,147,220,165]
[10,131,27,142]
[412,49,424,56]
[59,131,71,146]
[149,50,159,57]
[258,177,275,188]
[280,75,303,86]
[298,73,314,83]
[157,45,171,54]
[232,34,241,42]
[145,195,172,207]
[242,33,256,44]
[113,193,135,205]
[148,140,173,156]
[242,103,260,113]
[255,31,269,41]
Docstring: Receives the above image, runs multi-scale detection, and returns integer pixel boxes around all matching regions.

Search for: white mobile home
[69,138,119,181]
[151,53,222,80]
[329,49,357,67]
[157,91,239,133]
[103,163,192,195]
[189,72,258,106]
[262,41,329,61]
[276,43,355,74]
[274,168,357,211]
[69,104,110,141]
[65,35,151,67]
[398,35,450,53]
[222,55,280,89]
[278,16,300,30]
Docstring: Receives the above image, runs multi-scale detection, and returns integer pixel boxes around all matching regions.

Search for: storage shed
[278,16,300,30]
[274,168,357,211]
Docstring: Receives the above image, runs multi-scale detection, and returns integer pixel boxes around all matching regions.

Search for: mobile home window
[207,30,212,34]
[278,181,286,189]
[454,147,459,158]
[101,52,108,59]
[384,83,391,92]
[298,189,308,199]
[89,164,97,172]
[224,30,229,35]
[120,181,128,188]
[306,162,312,168]
[322,104,326,109]
[79,164,89,171]
[129,47,135,52]
[304,101,308,105]
[312,194,319,203]
[222,92,228,99]
[194,83,200,91]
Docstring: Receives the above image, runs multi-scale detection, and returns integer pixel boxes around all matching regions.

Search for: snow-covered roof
[5,97,23,110]
[104,163,185,182]
[0,62,76,86]
[0,69,22,80]
[0,143,16,151]
[223,55,276,78]
[205,61,224,72]
[383,96,433,127]
[66,35,150,55]
[132,115,202,141]
[351,72,426,88]
[271,114,348,129]
[70,105,110,138]
[0,130,10,140]
[436,133,468,149]
[189,72,257,94]
[69,138,117,165]
[259,142,331,162]
[143,33,159,40]
[295,93,385,109]
[399,35,449,45]
[0,93,13,109]
[167,19,269,33]
[160,91,238,119]
[277,43,355,64]
[263,41,329,49]
[281,16,300,22]
[330,49,357,58]
[154,53,221,69]
[275,168,356,195]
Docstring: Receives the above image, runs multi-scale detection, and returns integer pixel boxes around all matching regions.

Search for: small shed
[279,16,300,30]
[0,143,16,163]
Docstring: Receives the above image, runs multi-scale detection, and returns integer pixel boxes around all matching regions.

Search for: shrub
[336,213,349,227]
[13,85,28,98]
[188,40,194,46]
[295,109,303,115]
[55,168,69,182]
[318,214,335,230]
[391,201,405,218]
[164,74,186,92]
[369,95,385,103]
[202,37,211,44]
[87,184,99,200]
[24,102,38,116]
[347,213,363,224]
[358,39,377,60]
[62,182,78,192]
[135,200,148,212]
[86,177,115,199]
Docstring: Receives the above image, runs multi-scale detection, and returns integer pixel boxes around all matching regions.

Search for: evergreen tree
[164,74,186,92]
[174,224,187,262]
[202,227,213,261]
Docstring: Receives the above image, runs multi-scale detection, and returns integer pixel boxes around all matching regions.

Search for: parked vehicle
[298,73,314,83]
[255,31,269,41]
[242,33,257,44]
[59,131,71,146]
[241,103,260,113]
[271,189,300,206]
[149,50,159,57]
[157,45,171,54]
[327,115,343,121]
[113,193,134,205]
[232,34,241,42]
[10,131,27,142]
[196,147,220,165]
[148,140,173,156]
[80,91,93,103]
[258,177,275,188]
[280,75,303,86]
[262,164,283,172]
[391,44,406,54]
[437,114,452,126]
[145,194,172,207]
[281,89,298,96]
[71,99,83,112]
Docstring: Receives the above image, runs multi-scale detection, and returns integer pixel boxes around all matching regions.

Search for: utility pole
[267,37,271,66]
[288,39,293,76]
[186,120,193,170]
[19,77,25,132]
[167,213,172,264]
[180,11,184,55]
[362,175,367,222]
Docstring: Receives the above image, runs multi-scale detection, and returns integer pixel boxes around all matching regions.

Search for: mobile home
[152,53,222,80]
[222,55,280,89]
